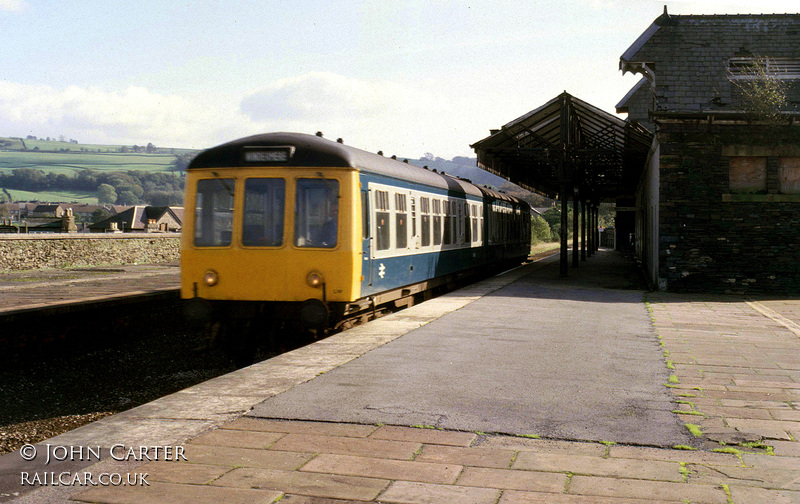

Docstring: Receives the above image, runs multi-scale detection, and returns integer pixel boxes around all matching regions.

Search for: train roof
[188,132,484,197]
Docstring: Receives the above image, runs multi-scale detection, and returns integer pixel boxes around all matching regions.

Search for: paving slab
[2,249,797,503]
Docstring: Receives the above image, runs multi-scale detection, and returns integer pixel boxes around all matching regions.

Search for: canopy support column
[581,197,587,261]
[560,190,569,276]
[572,191,579,268]
[594,206,600,252]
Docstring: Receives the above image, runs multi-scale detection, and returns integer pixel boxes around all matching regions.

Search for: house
[29,204,66,218]
[61,203,119,223]
[0,203,23,221]
[89,206,182,233]
[619,8,800,293]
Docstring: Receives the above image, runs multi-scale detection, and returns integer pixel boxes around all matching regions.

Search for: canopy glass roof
[471,92,653,201]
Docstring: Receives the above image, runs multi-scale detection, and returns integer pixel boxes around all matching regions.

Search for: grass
[2,188,98,203]
[679,462,690,482]
[740,441,775,455]
[684,423,703,438]
[0,151,178,174]
[530,241,560,257]
[2,136,197,156]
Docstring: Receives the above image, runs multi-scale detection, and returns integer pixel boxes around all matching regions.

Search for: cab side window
[295,178,339,248]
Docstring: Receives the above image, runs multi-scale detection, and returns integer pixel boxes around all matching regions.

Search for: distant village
[0,202,182,234]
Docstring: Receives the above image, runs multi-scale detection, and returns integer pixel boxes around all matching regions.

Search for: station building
[619,8,800,293]
[474,8,800,294]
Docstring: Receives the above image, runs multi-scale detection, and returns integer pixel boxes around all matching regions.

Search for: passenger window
[295,178,339,248]
[464,202,471,244]
[194,178,235,247]
[242,178,285,247]
[432,199,442,246]
[395,193,408,249]
[443,200,451,245]
[471,205,479,242]
[420,197,431,247]
[410,196,416,239]
[375,190,390,251]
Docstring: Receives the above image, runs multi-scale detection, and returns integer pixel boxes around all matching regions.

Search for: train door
[361,188,373,287]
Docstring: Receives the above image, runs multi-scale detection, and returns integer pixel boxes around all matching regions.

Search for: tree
[91,207,112,223]
[97,183,117,204]
[530,215,552,244]
[728,56,789,124]
[117,190,140,205]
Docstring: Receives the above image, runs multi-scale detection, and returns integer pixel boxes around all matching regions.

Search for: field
[0,136,197,176]
[0,137,196,156]
[3,188,99,204]
[0,136,196,204]
[0,151,179,176]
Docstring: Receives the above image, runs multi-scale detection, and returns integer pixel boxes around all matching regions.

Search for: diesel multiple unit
[181,132,531,331]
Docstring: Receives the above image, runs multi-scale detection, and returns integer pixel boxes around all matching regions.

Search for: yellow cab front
[180,166,362,306]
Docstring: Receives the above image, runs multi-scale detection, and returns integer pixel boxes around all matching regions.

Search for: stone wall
[657,120,800,294]
[0,234,181,271]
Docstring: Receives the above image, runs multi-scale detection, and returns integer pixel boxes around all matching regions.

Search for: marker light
[306,271,323,288]
[203,270,219,287]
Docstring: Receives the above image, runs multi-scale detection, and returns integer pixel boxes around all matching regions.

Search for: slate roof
[620,9,800,116]
[89,206,182,231]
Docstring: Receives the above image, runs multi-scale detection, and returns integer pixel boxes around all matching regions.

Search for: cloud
[0,81,249,148]
[0,74,459,156]
[0,0,26,12]
[240,71,464,156]
[241,71,437,123]
[0,70,584,159]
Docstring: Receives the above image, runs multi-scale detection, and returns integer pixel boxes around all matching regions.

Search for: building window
[729,157,766,193]
[779,157,800,194]
[728,57,800,79]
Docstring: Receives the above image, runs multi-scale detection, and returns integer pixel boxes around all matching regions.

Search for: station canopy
[471,92,653,202]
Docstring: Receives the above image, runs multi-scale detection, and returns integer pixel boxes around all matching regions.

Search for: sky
[1,1,799,159]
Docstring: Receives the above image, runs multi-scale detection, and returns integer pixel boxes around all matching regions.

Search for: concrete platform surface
[249,253,688,447]
[0,250,797,504]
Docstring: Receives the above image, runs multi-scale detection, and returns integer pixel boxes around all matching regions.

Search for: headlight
[203,270,219,287]
[306,271,323,288]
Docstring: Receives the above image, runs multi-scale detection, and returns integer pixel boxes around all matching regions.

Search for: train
[181,132,531,336]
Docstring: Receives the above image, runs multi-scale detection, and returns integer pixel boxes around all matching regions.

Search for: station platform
[1,251,798,504]
[0,264,180,316]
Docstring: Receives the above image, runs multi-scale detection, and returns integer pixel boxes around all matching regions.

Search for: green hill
[0,136,195,205]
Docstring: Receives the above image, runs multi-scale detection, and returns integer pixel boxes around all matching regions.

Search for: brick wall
[657,120,800,293]
[0,234,181,271]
